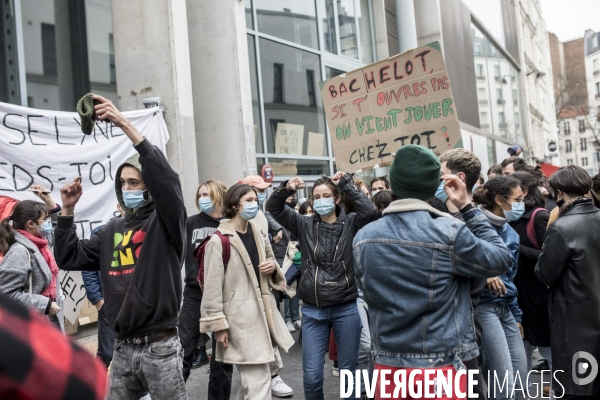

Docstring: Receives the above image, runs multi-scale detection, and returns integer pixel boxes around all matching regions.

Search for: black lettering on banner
[4,113,25,145]
[54,116,75,145]
[89,162,106,185]
[70,162,88,180]
[13,165,34,191]
[367,146,375,161]
[0,162,14,191]
[420,131,437,150]
[405,60,414,76]
[410,134,421,145]
[376,141,391,158]
[379,66,391,84]
[74,220,90,238]
[37,166,54,191]
[349,150,358,165]
[89,220,103,234]
[95,122,109,140]
[27,115,46,146]
[349,79,361,93]
[394,136,409,146]
[415,50,431,71]
[110,123,124,138]
[107,155,113,180]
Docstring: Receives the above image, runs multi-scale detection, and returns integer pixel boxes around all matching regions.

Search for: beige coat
[200,219,294,364]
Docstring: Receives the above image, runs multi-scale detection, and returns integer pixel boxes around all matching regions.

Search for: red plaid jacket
[0,293,107,400]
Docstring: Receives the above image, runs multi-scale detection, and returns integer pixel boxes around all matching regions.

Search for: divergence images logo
[572,351,598,386]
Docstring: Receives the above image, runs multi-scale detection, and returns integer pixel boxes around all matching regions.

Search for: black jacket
[265,211,289,267]
[55,139,186,339]
[535,202,600,396]
[183,212,221,297]
[269,174,378,307]
[509,206,550,346]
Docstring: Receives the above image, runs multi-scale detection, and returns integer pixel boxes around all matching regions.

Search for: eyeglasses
[502,195,525,203]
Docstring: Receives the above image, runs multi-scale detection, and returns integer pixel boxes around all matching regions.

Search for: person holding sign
[268,171,378,400]
[54,95,187,400]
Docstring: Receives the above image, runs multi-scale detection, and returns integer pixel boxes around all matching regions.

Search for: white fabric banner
[0,102,169,324]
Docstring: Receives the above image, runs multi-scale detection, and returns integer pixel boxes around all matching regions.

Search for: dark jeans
[180,293,202,382]
[108,336,187,400]
[97,306,118,367]
[208,335,234,400]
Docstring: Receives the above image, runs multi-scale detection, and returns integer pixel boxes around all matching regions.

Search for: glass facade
[247,0,376,180]
[15,0,116,111]
[472,23,524,145]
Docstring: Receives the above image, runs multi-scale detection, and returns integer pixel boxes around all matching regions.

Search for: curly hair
[440,149,481,193]
[473,175,520,208]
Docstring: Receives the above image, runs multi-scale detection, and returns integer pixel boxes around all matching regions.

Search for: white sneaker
[271,376,293,397]
[332,362,339,377]
[293,319,301,329]
[286,320,296,332]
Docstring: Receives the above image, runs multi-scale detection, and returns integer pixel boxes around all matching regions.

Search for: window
[337,0,358,59]
[513,89,518,105]
[597,82,600,95]
[565,139,572,153]
[321,0,337,53]
[580,120,586,133]
[499,112,506,128]
[481,111,488,123]
[494,64,500,78]
[515,112,520,126]
[109,34,116,85]
[306,69,316,107]
[41,23,58,77]
[567,159,574,165]
[497,88,504,104]
[581,138,587,151]
[582,157,589,166]
[476,64,484,77]
[255,0,318,49]
[564,121,571,135]
[273,63,284,103]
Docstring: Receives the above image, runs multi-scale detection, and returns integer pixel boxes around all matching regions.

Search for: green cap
[389,145,440,201]
[76,93,97,135]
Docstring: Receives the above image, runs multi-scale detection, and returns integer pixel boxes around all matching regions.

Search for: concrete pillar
[110,0,199,212]
[395,0,418,52]
[372,0,390,60]
[186,0,256,186]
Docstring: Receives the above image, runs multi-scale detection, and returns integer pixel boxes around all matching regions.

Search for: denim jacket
[477,206,522,322]
[353,199,511,369]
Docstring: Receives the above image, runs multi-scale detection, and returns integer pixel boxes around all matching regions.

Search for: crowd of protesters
[0,96,598,400]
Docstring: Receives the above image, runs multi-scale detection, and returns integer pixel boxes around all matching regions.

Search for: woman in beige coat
[200,183,294,400]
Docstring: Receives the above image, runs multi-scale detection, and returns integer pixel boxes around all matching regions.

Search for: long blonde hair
[195,180,228,215]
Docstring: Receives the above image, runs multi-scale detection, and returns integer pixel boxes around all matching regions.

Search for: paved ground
[74,320,553,399]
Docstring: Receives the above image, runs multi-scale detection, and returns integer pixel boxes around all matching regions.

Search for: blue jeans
[302,301,361,400]
[478,302,528,400]
[285,295,300,322]
[357,297,372,394]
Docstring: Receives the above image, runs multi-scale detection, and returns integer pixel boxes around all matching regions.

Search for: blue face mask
[123,190,147,210]
[313,198,336,216]
[37,220,53,239]
[472,184,479,193]
[435,181,449,203]
[198,197,215,214]
[257,193,267,206]
[240,202,259,220]
[371,190,381,198]
[503,201,525,222]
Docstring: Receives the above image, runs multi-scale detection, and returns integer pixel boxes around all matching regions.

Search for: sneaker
[271,375,293,397]
[333,361,339,377]
[191,348,209,369]
[542,386,551,396]
[532,359,550,373]
[286,320,296,332]
[293,319,301,330]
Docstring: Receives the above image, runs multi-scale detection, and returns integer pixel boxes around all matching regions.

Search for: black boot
[191,346,209,369]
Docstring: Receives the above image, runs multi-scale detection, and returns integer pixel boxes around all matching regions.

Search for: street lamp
[526,69,546,79]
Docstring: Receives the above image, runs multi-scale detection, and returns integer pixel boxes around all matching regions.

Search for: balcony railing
[499,122,508,128]
[497,99,506,105]
[479,99,488,105]
[476,75,486,80]
[596,93,600,99]
[481,123,490,129]
[594,70,600,76]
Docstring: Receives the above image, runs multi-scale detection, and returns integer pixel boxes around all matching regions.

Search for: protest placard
[275,123,304,155]
[320,41,463,172]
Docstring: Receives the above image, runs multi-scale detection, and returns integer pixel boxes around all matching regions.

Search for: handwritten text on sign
[321,42,462,172]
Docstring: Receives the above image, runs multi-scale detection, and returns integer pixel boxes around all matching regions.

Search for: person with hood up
[54,95,187,400]
[353,145,511,398]
[472,176,527,400]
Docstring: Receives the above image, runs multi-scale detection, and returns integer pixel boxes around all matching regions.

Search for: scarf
[16,230,58,300]
[558,196,592,218]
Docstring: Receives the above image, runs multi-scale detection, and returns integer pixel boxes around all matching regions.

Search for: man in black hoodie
[54,95,187,400]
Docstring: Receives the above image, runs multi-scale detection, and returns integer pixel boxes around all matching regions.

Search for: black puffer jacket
[269,174,378,307]
[535,201,600,396]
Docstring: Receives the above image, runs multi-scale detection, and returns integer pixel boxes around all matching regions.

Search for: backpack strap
[215,231,231,269]
[527,208,545,249]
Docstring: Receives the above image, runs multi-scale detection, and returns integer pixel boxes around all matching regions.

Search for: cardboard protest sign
[320,42,462,172]
[275,123,304,155]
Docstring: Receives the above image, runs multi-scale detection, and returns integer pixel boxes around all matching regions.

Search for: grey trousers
[108,336,187,400]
